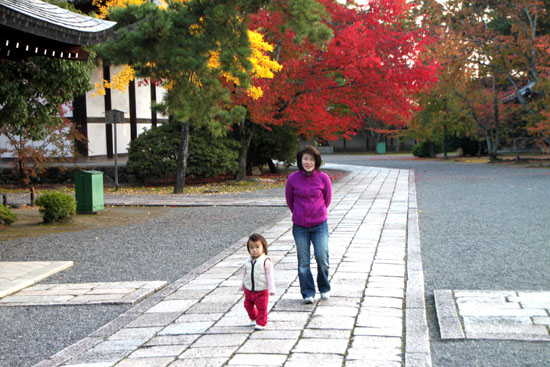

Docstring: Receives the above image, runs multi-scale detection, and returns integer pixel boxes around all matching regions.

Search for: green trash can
[376,142,386,154]
[74,170,104,213]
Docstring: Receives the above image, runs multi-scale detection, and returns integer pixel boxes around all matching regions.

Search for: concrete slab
[0,261,73,298]
[0,281,167,306]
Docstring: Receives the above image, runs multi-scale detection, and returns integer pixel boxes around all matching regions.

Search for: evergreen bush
[35,191,76,223]
[0,204,17,226]
[412,141,442,158]
[449,136,487,156]
[247,124,298,171]
[127,123,239,182]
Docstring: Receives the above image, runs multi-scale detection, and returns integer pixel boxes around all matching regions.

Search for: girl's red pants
[244,289,269,326]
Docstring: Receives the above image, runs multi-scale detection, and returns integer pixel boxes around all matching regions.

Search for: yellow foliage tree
[92,0,280,99]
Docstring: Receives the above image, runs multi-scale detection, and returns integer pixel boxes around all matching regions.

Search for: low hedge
[35,191,76,223]
[0,204,17,226]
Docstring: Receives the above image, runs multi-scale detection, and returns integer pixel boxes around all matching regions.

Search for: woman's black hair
[296,145,322,171]
[247,233,268,255]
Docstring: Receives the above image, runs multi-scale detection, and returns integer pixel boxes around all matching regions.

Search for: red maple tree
[234,0,438,141]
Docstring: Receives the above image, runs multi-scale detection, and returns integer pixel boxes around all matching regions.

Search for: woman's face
[302,153,316,173]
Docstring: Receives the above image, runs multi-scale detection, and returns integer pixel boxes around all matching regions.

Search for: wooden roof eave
[0,0,115,45]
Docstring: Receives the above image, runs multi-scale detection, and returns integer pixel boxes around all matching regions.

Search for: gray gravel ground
[323,154,550,367]
[0,205,288,367]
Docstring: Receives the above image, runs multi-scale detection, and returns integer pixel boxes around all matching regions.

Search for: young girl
[241,233,275,330]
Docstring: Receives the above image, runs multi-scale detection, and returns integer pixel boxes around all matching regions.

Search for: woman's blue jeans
[292,220,330,299]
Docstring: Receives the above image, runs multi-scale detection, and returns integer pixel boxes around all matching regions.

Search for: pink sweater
[285,170,332,227]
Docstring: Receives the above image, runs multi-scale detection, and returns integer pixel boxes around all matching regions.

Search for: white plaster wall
[136,80,151,118]
[87,122,153,156]
[87,123,107,156]
[87,65,106,118]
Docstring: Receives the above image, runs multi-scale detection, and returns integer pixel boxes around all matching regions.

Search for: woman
[285,145,332,304]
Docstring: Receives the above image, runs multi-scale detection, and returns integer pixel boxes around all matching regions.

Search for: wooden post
[30,186,35,206]
[103,63,114,159]
[151,82,157,128]
[73,94,89,157]
[129,79,137,140]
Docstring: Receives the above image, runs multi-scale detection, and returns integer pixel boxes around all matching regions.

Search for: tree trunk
[236,122,253,181]
[485,130,497,163]
[443,125,448,160]
[267,159,278,173]
[174,120,189,194]
[428,140,435,158]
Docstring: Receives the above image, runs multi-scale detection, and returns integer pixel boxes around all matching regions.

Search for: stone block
[292,338,349,355]
[114,357,175,367]
[146,300,195,313]
[239,338,297,354]
[158,322,213,335]
[227,353,287,366]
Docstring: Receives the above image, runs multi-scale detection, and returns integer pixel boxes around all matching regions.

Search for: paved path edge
[405,170,432,367]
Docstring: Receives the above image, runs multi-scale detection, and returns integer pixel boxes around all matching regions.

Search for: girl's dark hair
[296,145,322,171]
[247,233,268,255]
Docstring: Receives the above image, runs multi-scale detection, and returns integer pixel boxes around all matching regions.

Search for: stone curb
[405,171,432,367]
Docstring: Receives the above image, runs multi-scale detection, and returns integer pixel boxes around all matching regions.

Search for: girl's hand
[270,292,275,296]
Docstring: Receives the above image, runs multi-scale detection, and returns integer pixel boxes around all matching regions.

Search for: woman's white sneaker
[321,292,330,300]
[303,297,314,304]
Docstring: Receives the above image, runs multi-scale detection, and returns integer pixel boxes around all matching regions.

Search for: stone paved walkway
[0,261,73,299]
[32,164,431,367]
[0,281,167,306]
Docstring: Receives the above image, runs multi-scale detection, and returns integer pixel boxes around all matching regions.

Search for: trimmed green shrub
[127,123,180,182]
[247,124,298,171]
[0,204,17,226]
[35,191,76,223]
[127,123,239,182]
[412,141,442,158]
[187,125,239,178]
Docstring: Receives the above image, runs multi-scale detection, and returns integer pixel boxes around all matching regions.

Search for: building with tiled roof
[0,0,115,60]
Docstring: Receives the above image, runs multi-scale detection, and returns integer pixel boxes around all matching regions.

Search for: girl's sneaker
[254,324,265,330]
[249,320,256,326]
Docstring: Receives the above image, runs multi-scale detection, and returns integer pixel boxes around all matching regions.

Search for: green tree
[98,0,269,193]
[0,56,94,182]
[442,0,550,160]
[0,57,93,140]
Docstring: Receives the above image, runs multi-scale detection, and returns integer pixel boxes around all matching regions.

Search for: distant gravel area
[0,205,288,367]
[324,154,550,367]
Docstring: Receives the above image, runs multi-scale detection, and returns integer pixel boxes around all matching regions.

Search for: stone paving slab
[0,281,168,306]
[435,289,550,341]
[32,164,432,367]
[0,261,73,299]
